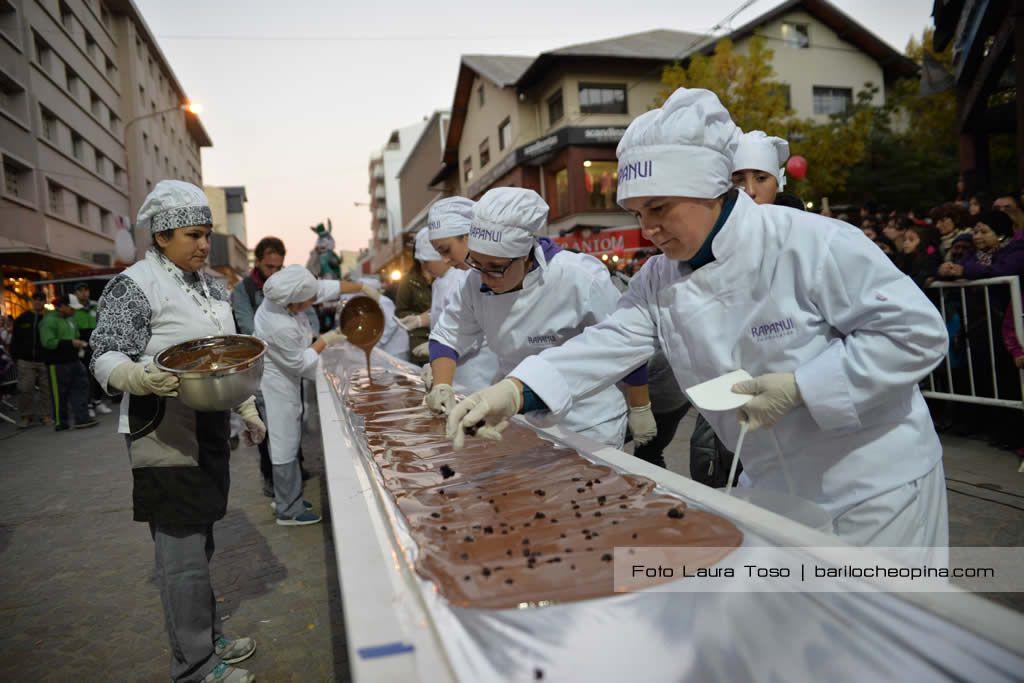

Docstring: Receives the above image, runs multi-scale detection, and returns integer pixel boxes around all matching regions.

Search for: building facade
[0,0,210,315]
[204,185,247,286]
[433,0,916,257]
[364,118,427,278]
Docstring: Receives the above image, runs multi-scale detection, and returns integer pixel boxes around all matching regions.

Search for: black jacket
[11,311,49,363]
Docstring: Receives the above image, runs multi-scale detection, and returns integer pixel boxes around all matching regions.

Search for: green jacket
[40,312,79,364]
[395,265,433,355]
[72,304,98,338]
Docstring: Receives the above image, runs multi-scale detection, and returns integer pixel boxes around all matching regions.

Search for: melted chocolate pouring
[343,369,743,609]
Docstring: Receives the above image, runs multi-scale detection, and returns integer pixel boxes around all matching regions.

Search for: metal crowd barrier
[922,276,1024,410]
[0,352,17,425]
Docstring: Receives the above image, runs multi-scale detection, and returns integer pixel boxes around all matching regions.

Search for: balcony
[374,185,386,200]
[373,165,385,180]
[375,207,388,221]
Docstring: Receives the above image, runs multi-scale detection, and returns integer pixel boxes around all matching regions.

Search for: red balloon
[786,155,808,180]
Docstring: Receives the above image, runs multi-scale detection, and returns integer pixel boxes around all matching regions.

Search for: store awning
[0,246,108,277]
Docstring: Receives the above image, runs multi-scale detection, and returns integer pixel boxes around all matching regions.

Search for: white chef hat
[469,187,548,258]
[414,227,443,262]
[616,88,740,207]
[263,265,319,307]
[428,197,475,239]
[732,130,790,190]
[137,180,212,233]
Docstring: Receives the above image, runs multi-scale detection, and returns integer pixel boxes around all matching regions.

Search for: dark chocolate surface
[345,369,743,609]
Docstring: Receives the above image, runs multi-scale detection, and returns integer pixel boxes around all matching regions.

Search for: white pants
[833,460,949,567]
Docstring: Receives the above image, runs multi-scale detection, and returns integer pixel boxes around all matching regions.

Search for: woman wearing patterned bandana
[90,181,261,683]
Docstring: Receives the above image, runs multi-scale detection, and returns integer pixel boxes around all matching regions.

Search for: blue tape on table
[357,641,415,659]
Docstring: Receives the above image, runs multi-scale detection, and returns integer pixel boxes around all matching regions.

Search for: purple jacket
[959,238,1024,280]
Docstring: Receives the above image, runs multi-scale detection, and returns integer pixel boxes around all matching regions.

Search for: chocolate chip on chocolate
[533,489,546,497]
[483,526,494,534]
[437,488,445,496]
[632,533,638,540]
[565,548,573,553]
[597,495,607,505]
[571,477,581,482]
[463,535,474,543]
[667,507,685,519]
[430,512,440,518]
[522,538,530,545]
[550,518,558,523]
[460,552,469,560]
[501,492,508,496]
[439,465,455,479]
[505,578,514,585]
[619,504,628,510]
[594,511,603,517]
[585,480,594,488]
[586,547,594,552]
[440,525,448,531]
[612,520,619,525]
[547,557,562,564]
[534,512,546,520]
[576,487,586,494]
[523,522,531,527]
[619,494,628,500]
[570,564,576,570]
[574,512,582,518]
[560,533,567,539]
[572,504,580,510]
[595,478,602,484]
[506,549,513,557]
[493,507,500,513]
[601,553,613,562]
[482,567,492,577]
[463,575,470,581]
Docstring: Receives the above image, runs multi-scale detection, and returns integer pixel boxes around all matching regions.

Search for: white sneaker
[88,407,96,419]
[96,402,112,415]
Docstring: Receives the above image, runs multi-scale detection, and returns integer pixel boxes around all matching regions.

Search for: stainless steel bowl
[154,335,267,412]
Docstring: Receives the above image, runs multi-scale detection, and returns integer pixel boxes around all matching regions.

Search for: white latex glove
[446,379,522,449]
[319,329,347,347]
[420,363,433,391]
[236,396,266,446]
[108,361,179,397]
[399,313,429,329]
[361,283,381,302]
[411,341,430,359]
[425,383,456,416]
[628,403,657,446]
[732,372,803,431]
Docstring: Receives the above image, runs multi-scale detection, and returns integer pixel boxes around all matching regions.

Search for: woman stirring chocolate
[90,181,263,683]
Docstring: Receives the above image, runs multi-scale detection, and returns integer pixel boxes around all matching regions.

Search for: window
[91,92,103,119]
[553,168,569,216]
[113,164,125,186]
[65,65,79,98]
[71,132,85,161]
[77,196,89,225]
[781,22,810,49]
[109,113,120,134]
[581,160,618,209]
[3,156,32,201]
[59,1,74,33]
[95,152,106,177]
[40,107,57,142]
[47,181,62,213]
[479,138,490,168]
[477,84,485,107]
[498,117,511,151]
[0,70,26,119]
[813,86,853,115]
[0,0,17,42]
[463,156,472,183]
[34,33,53,72]
[105,57,116,81]
[100,4,111,31]
[100,208,112,234]
[578,83,627,115]
[547,90,564,125]
[86,33,99,63]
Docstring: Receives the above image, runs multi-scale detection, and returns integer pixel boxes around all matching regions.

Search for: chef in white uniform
[426,187,652,449]
[447,89,950,557]
[254,265,346,526]
[90,180,263,683]
[732,129,790,204]
[414,200,500,392]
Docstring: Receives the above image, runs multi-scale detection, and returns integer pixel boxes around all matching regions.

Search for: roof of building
[461,55,535,88]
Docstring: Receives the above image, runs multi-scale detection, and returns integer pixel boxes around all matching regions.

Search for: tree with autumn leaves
[656,31,959,210]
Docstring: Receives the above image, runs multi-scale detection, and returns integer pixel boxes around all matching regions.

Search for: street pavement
[0,400,1021,681]
[0,405,348,682]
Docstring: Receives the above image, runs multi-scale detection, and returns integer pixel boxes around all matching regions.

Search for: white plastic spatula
[685,369,794,496]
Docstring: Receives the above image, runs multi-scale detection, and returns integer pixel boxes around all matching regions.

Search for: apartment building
[0,0,210,314]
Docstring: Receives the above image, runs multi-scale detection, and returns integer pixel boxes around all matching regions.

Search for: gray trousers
[16,359,52,421]
[273,460,305,519]
[150,523,224,682]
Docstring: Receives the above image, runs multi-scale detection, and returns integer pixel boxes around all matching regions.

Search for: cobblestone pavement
[0,406,349,682]
[1,402,1021,682]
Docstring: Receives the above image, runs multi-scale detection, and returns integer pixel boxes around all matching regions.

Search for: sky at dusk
[135,0,934,264]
